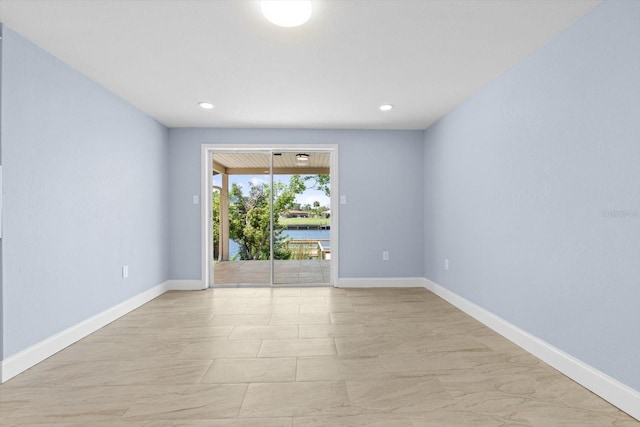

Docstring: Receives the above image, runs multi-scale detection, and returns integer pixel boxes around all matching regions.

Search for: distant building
[285,210,310,218]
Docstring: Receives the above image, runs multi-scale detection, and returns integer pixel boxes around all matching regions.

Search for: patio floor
[213,260,331,286]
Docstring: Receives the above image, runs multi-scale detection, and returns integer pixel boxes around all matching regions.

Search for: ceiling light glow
[379,104,394,111]
[296,153,310,161]
[261,1,312,28]
[199,102,215,109]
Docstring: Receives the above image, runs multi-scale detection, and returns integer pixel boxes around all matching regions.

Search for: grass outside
[279,216,330,226]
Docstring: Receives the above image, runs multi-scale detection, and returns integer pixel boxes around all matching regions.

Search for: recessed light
[199,102,214,109]
[296,153,310,161]
[261,0,312,28]
[379,104,394,111]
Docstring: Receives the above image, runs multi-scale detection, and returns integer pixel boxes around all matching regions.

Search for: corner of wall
[1,25,172,362]
[420,0,640,418]
[1,281,170,383]
[0,22,5,364]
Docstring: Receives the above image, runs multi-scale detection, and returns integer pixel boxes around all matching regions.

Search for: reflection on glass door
[273,151,331,285]
[210,149,332,287]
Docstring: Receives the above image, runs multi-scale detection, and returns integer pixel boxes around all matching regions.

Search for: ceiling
[0,0,602,130]
[214,152,330,175]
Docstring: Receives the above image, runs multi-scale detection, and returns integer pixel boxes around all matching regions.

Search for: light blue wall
[0,27,170,359]
[423,0,640,390]
[0,24,4,360]
[168,128,425,280]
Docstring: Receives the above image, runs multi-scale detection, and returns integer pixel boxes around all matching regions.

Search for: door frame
[200,143,339,288]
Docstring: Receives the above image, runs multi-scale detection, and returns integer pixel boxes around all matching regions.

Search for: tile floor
[214,260,331,285]
[1,287,638,426]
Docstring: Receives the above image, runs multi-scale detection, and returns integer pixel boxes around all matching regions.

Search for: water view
[229,228,330,260]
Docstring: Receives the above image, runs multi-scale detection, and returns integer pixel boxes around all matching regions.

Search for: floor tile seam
[47,356,190,363]
[260,337,339,343]
[226,325,239,340]
[0,383,221,392]
[196,360,217,385]
[226,335,299,341]
[242,379,349,387]
[235,382,251,419]
[255,340,266,359]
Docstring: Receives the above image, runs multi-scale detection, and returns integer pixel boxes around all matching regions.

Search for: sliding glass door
[210,148,333,287]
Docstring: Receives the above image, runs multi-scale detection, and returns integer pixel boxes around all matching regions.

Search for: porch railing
[283,239,331,260]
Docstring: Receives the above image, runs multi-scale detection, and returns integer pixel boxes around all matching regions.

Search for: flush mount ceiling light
[199,102,214,109]
[296,153,310,161]
[261,1,312,28]
[379,104,394,111]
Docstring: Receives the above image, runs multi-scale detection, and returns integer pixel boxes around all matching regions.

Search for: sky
[213,174,330,208]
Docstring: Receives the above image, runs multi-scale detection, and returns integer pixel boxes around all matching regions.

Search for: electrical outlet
[193,195,199,204]
[122,265,129,279]
[382,251,390,261]
[444,259,449,270]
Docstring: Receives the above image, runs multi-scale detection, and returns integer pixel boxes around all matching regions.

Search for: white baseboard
[423,278,640,421]
[1,281,171,383]
[338,277,425,288]
[166,280,205,291]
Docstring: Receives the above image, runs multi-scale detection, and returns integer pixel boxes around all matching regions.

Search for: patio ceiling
[213,152,330,175]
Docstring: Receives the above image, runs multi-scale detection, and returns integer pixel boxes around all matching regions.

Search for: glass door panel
[212,151,271,286]
[272,151,331,285]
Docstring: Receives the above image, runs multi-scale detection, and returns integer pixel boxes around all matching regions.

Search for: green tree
[229,178,303,260]
[212,191,220,260]
[293,174,330,197]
